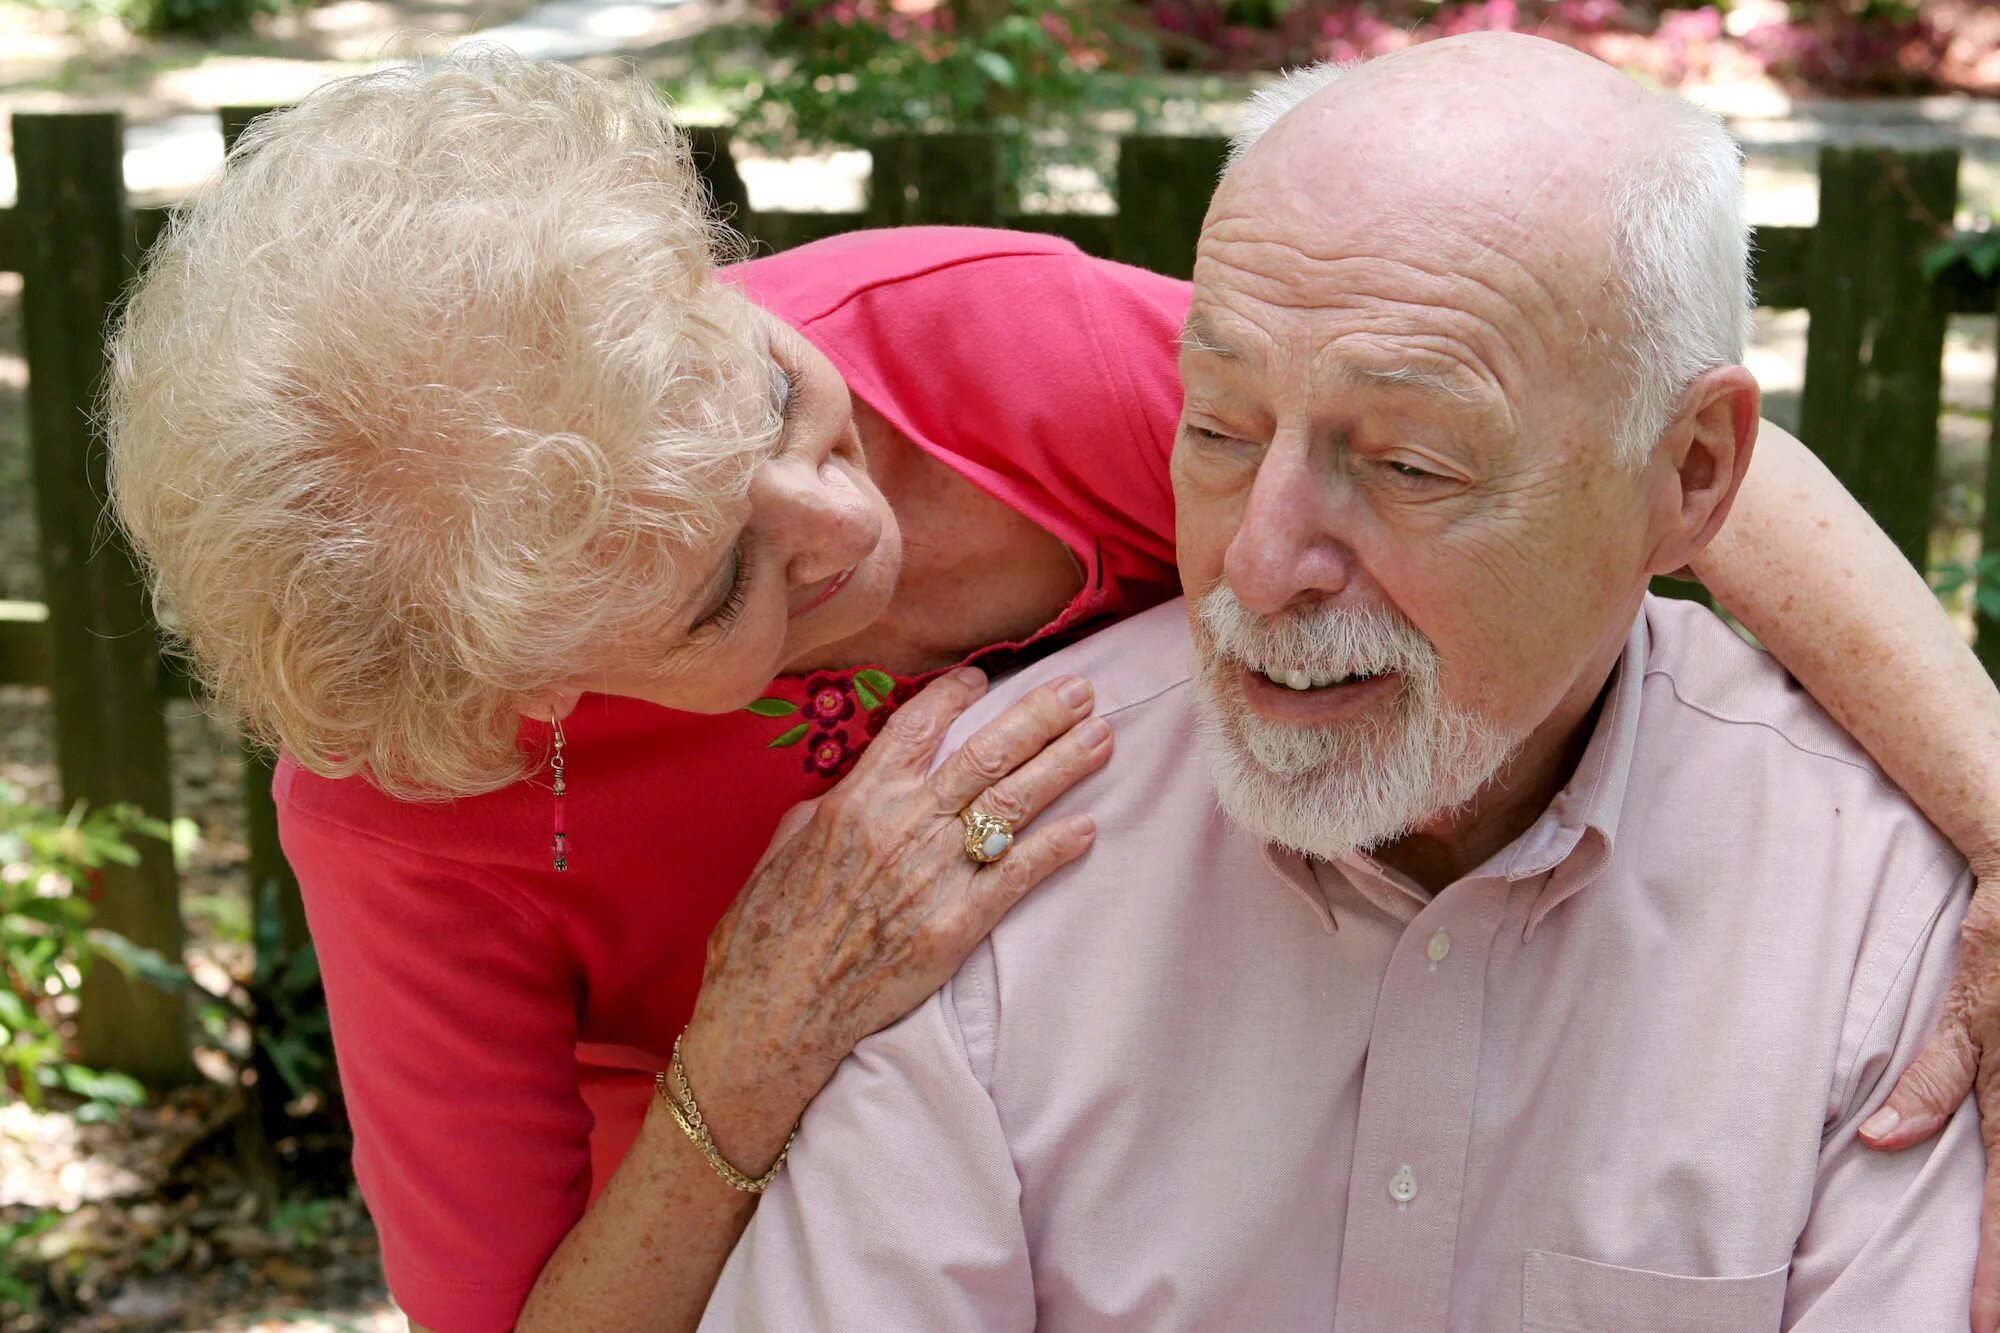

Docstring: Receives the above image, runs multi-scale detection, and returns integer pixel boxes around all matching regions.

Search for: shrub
[0,786,168,1116]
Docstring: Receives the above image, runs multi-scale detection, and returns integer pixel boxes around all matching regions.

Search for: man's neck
[1371,636,1628,894]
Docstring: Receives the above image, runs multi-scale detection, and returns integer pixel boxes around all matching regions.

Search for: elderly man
[698,33,1982,1331]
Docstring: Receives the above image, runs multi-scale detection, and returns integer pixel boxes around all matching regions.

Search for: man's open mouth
[1254,667,1384,692]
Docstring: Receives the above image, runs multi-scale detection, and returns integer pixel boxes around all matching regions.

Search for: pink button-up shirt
[701,597,1981,1332]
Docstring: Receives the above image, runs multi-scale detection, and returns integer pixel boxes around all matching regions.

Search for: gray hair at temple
[1223,58,1753,469]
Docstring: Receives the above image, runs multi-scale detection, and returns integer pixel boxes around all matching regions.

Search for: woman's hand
[677,667,1109,1168]
[1865,871,2000,1333]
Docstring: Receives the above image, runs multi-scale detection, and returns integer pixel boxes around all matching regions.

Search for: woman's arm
[501,669,1108,1333]
[1694,419,2000,1333]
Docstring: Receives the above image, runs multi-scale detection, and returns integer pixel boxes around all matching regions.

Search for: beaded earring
[550,716,569,872]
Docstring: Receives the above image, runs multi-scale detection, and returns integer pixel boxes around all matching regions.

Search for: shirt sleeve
[1783,859,1982,1330]
[699,950,1034,1330]
[281,802,592,1333]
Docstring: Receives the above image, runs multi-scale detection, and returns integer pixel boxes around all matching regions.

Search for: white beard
[1191,584,1520,861]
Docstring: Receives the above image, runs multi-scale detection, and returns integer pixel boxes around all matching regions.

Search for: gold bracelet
[655,1033,798,1194]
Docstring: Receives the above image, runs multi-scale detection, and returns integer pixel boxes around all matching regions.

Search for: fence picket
[866,132,1007,226]
[14,110,192,1085]
[1113,135,1228,279]
[1800,144,1960,573]
[211,106,312,959]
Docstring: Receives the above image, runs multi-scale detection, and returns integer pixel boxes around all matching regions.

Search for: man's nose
[1222,438,1354,616]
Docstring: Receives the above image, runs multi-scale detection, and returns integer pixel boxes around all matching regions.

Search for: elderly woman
[106,53,2000,1333]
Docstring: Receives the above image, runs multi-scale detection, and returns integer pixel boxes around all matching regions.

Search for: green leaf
[767,723,810,749]
[853,679,882,710]
[745,697,800,718]
[0,991,31,1031]
[57,1064,145,1105]
[1975,586,2000,624]
[1933,563,1971,595]
[1922,240,1963,282]
[855,669,897,701]
[1973,240,2000,281]
[973,50,1018,89]
[87,929,200,994]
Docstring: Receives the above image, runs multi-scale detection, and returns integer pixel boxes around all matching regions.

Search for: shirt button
[1427,929,1451,964]
[1388,1166,1419,1204]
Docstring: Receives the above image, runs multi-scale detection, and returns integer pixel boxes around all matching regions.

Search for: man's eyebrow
[1328,360,1481,404]
[1178,315,1241,359]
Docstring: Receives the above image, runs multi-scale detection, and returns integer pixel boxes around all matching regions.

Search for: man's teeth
[1262,667,1372,691]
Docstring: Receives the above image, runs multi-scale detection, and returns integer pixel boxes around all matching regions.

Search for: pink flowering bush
[1140,1,1961,92]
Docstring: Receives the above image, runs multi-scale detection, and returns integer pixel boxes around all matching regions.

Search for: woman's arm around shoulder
[1694,419,2000,1333]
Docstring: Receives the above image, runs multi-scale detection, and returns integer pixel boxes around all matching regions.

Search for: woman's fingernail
[1068,815,1097,838]
[1057,676,1091,708]
[956,667,986,688]
[1077,717,1112,747]
[1861,1107,1901,1140]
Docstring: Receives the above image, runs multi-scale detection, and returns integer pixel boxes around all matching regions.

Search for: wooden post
[866,132,1007,228]
[1977,280,2000,679]
[14,111,192,1085]
[685,123,756,246]
[215,107,311,959]
[1112,135,1228,280]
[218,104,272,157]
[1799,144,1959,573]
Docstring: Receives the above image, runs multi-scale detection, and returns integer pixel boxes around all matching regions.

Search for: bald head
[1214,33,1749,464]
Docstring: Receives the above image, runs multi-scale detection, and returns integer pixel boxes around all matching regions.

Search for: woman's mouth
[790,566,857,620]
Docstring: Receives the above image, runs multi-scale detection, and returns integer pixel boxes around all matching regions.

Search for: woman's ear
[1644,365,1761,577]
[517,685,585,725]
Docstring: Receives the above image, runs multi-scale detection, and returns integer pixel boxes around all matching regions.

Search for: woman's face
[548,311,903,716]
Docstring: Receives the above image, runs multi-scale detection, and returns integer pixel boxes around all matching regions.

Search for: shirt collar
[1261,609,1652,938]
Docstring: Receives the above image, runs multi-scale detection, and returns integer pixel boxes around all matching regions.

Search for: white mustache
[1194,582,1435,682]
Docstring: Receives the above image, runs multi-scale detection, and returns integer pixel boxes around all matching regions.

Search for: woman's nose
[764,461,880,588]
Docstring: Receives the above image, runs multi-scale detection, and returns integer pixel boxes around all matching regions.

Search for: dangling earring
[550,716,569,872]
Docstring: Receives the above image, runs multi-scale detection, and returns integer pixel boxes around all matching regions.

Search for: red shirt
[278,227,1190,1331]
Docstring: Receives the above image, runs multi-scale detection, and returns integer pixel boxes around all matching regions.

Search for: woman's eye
[1384,459,1441,483]
[777,366,805,425]
[696,542,752,634]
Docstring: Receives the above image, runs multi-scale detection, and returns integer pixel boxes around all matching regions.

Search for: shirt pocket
[1522,1249,1789,1333]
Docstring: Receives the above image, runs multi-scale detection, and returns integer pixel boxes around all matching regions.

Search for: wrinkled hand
[679,667,1110,1168]
[1864,875,2000,1333]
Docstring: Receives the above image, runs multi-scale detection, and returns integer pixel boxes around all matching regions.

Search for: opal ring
[962,809,1015,864]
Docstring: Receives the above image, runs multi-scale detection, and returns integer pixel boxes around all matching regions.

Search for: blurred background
[1,2,1996,1329]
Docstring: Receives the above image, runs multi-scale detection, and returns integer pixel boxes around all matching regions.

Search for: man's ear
[1643,365,1760,577]
[516,684,585,725]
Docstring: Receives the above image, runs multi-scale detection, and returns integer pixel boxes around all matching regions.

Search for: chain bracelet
[656,1033,798,1194]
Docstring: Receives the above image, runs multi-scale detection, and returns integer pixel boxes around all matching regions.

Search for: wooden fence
[2,109,1998,1080]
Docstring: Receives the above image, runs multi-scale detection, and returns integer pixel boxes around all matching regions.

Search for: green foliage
[265,1195,337,1248]
[127,0,261,37]
[681,0,1161,155]
[0,1211,58,1315]
[1931,552,2000,623]
[0,786,168,1116]
[19,0,286,40]
[1925,225,2000,286]
[95,879,331,1103]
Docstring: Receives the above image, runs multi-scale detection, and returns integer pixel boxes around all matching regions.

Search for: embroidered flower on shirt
[803,730,856,779]
[747,668,903,780]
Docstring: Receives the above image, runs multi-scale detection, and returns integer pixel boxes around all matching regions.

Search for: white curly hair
[106,50,777,798]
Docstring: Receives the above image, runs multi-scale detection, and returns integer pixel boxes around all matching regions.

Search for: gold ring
[962,809,1015,864]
